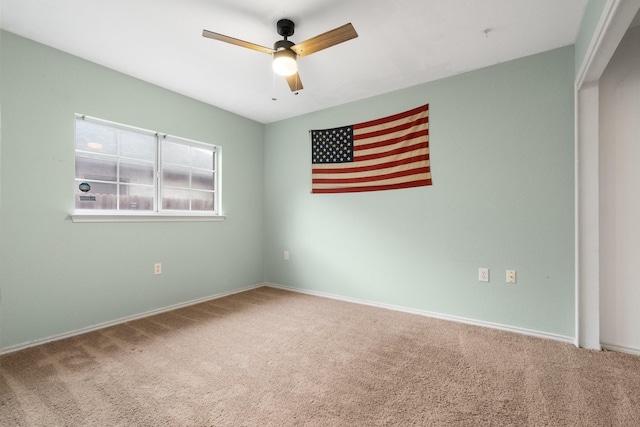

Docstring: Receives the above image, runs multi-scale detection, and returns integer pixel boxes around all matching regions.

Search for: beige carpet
[1,287,639,426]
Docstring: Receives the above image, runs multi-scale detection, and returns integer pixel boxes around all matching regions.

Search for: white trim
[76,114,218,147]
[574,0,618,351]
[574,0,640,350]
[70,212,226,223]
[575,82,601,351]
[265,283,574,344]
[575,0,619,88]
[76,113,157,137]
[574,83,580,348]
[0,283,262,355]
[601,343,640,357]
[576,0,640,89]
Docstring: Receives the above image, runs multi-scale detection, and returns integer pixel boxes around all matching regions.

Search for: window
[73,115,223,222]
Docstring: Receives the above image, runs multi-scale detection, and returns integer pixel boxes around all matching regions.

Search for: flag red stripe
[312,179,432,194]
[354,116,429,141]
[355,129,429,151]
[353,104,429,130]
[355,141,429,162]
[312,154,430,174]
[313,167,429,185]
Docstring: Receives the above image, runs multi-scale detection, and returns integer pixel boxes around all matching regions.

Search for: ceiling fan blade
[290,23,358,57]
[285,72,303,92]
[202,29,273,55]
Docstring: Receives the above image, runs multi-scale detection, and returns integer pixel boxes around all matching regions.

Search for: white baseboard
[2,282,578,356]
[265,283,575,345]
[0,283,263,355]
[601,343,640,356]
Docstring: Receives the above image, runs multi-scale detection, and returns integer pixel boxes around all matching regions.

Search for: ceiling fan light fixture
[272,48,298,76]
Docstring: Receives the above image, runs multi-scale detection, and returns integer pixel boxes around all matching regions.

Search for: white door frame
[575,0,640,349]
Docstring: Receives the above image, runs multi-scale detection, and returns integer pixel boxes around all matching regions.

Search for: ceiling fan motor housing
[273,39,295,52]
[277,19,295,38]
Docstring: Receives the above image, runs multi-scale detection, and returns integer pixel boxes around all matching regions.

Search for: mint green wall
[575,0,610,73]
[263,47,576,337]
[0,32,264,349]
[1,30,577,349]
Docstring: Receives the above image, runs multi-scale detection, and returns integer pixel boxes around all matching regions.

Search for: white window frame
[71,114,224,223]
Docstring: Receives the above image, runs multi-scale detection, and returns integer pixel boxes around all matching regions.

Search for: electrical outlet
[154,263,162,275]
[284,251,289,261]
[479,268,489,282]
[506,270,516,284]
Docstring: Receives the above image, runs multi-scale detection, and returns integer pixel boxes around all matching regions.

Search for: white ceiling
[1,0,588,124]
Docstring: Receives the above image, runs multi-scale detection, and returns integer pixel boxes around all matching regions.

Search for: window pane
[75,182,117,210]
[121,161,154,185]
[119,184,154,211]
[163,164,190,188]
[76,155,117,182]
[75,116,220,215]
[191,147,214,170]
[192,169,214,191]
[162,140,190,166]
[162,188,190,210]
[119,130,155,161]
[191,190,215,211]
[76,120,117,155]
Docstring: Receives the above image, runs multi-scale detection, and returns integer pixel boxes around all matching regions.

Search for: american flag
[311,104,431,194]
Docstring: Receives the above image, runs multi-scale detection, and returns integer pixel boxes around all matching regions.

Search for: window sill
[71,212,226,223]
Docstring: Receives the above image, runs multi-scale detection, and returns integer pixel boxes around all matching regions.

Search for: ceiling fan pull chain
[272,71,278,101]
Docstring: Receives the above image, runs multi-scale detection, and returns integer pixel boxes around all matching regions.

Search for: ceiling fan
[202,19,358,93]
